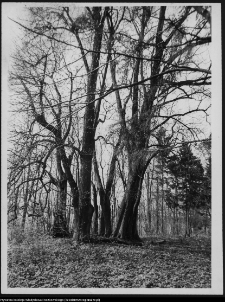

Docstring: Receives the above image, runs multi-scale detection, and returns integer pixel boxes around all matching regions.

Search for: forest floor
[7,232,211,288]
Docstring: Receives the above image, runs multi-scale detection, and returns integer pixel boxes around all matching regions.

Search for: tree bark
[146,172,151,234]
[93,135,120,237]
[116,158,146,241]
[92,183,98,235]
[21,166,32,230]
[161,165,164,234]
[78,7,107,241]
[52,177,70,237]
[156,177,159,235]
[113,196,126,238]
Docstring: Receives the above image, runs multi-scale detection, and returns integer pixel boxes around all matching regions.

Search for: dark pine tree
[166,143,204,236]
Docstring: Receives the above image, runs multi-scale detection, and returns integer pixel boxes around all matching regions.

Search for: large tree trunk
[93,153,107,237]
[116,158,146,241]
[98,189,106,236]
[103,139,120,237]
[113,197,126,238]
[79,154,94,241]
[51,145,70,238]
[114,148,157,241]
[146,169,153,235]
[93,136,120,237]
[78,7,107,241]
[52,177,70,238]
[92,183,98,235]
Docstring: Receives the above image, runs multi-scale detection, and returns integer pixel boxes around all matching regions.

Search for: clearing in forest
[7,234,211,288]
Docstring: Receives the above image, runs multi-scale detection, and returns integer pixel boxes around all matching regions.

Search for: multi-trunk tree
[9,6,112,241]
[8,5,211,242]
[107,6,211,240]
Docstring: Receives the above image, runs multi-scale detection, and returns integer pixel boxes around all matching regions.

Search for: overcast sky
[2,3,220,144]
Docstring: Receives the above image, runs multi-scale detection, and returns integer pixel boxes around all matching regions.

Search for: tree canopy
[7,5,211,242]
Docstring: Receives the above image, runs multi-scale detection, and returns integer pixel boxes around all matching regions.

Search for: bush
[8,224,25,245]
[8,225,53,270]
[8,223,47,246]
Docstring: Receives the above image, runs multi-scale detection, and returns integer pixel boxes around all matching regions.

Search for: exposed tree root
[82,236,143,246]
[150,239,166,245]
